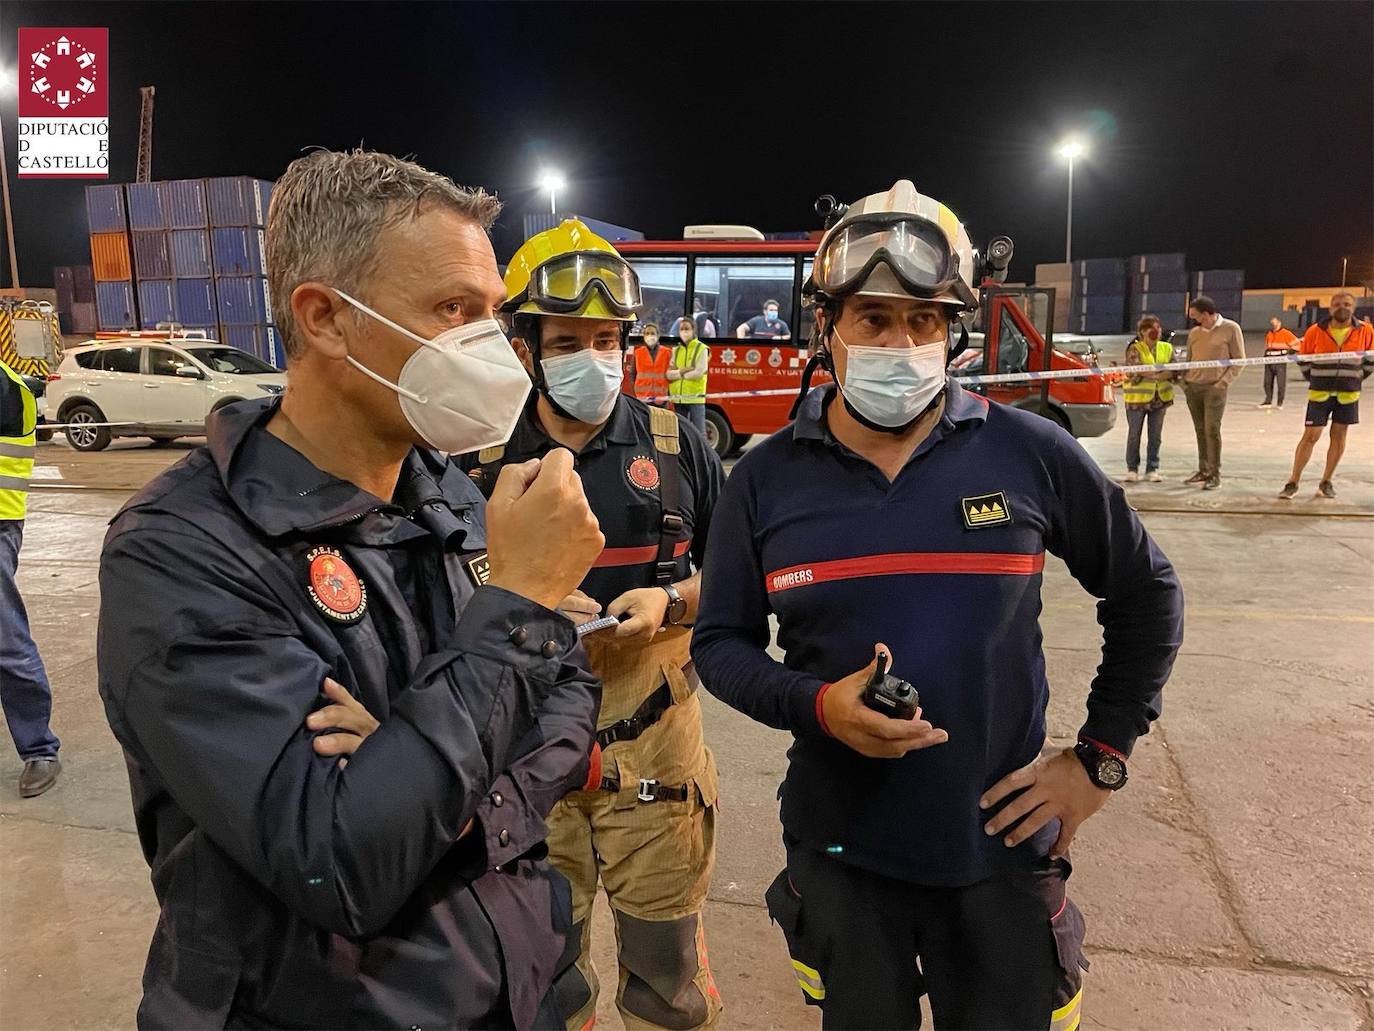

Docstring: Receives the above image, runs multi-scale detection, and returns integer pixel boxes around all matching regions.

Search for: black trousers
[1263,362,1288,405]
[765,837,1087,1031]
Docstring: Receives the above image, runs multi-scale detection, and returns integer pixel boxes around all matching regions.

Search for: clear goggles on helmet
[527,251,642,317]
[814,214,974,307]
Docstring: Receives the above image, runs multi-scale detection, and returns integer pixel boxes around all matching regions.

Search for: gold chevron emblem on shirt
[961,492,1012,528]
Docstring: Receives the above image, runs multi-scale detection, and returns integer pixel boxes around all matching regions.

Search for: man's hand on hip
[821,645,949,759]
[980,748,1110,858]
[485,449,605,611]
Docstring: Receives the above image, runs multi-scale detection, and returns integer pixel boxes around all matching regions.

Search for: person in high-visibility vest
[1260,316,1300,410]
[632,323,673,403]
[1121,315,1175,483]
[0,359,62,798]
[668,317,711,435]
[1278,291,1374,500]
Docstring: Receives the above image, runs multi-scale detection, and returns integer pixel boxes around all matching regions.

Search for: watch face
[1096,756,1126,787]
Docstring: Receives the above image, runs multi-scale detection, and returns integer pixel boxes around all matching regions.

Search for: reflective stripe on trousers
[1051,987,1083,1031]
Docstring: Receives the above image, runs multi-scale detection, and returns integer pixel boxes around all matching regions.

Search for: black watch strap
[660,583,686,626]
[1074,739,1129,791]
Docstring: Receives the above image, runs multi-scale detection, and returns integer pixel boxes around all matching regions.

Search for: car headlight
[259,383,284,395]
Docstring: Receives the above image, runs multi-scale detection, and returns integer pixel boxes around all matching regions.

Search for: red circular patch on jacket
[627,456,660,491]
[306,547,367,622]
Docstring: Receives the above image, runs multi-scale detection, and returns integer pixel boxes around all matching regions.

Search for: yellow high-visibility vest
[669,338,709,405]
[1122,339,1174,407]
[1,360,37,520]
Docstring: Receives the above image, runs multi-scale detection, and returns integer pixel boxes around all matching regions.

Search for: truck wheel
[1035,405,1072,433]
[703,408,734,458]
[63,402,112,452]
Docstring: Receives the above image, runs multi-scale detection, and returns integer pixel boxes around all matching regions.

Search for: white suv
[48,338,286,451]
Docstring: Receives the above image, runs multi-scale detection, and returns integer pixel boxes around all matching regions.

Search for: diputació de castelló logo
[16,27,110,179]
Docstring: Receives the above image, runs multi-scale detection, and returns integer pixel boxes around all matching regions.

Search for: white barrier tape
[642,350,1374,402]
[40,420,199,430]
[952,348,1374,387]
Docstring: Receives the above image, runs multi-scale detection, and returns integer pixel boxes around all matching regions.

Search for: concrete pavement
[2,367,1371,1029]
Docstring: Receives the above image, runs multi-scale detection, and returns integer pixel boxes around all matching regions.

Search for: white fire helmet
[810,180,978,311]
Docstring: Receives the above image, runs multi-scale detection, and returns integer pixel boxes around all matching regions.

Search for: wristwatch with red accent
[1074,737,1128,790]
[660,583,687,626]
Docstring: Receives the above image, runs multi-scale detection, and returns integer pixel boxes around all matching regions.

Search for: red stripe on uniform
[592,539,692,568]
[765,551,1046,593]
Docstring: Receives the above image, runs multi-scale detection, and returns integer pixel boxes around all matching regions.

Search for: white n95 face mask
[334,289,531,454]
[836,331,947,428]
[540,348,624,424]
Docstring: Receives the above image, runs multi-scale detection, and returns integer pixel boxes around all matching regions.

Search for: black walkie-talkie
[861,652,919,721]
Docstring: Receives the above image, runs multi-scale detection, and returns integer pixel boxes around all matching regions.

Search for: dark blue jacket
[692,382,1183,886]
[98,398,598,1029]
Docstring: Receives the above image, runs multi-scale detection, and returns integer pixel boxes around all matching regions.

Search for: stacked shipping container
[207,177,279,365]
[1032,262,1073,332]
[86,184,136,330]
[86,177,279,365]
[1033,255,1247,334]
[1069,258,1127,335]
[1127,254,1189,330]
[1190,270,1245,321]
[53,265,98,334]
[124,178,218,334]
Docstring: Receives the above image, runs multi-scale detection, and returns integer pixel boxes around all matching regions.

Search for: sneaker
[1257,402,1272,409]
[1203,476,1221,490]
[1184,471,1207,484]
[1278,481,1298,500]
[1123,470,1139,483]
[1276,404,1284,411]
[1147,471,1164,482]
[1318,481,1336,499]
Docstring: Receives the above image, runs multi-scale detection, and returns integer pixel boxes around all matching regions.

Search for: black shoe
[1184,471,1207,484]
[19,758,61,798]
[1318,481,1336,499]
[1278,481,1298,500]
[1202,476,1221,490]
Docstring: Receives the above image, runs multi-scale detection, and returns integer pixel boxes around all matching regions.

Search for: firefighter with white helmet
[692,182,1183,1029]
[465,220,726,1031]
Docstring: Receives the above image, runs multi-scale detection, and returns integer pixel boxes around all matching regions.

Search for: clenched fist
[485,449,604,612]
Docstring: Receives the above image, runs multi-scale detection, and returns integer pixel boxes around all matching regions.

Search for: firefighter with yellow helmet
[462,220,725,1030]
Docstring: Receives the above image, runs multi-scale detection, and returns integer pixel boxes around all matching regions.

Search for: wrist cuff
[815,683,835,737]
[1079,735,1127,762]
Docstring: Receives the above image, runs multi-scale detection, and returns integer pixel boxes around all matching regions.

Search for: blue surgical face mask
[834,329,947,428]
[540,348,624,424]
[764,309,779,322]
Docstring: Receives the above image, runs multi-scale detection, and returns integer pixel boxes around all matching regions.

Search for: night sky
[3,1,1371,290]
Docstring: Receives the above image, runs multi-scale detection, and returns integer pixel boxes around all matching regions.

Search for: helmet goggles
[814,213,975,308]
[527,250,642,318]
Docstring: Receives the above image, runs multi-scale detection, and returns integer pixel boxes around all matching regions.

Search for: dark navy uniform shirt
[462,395,725,609]
[691,381,1183,887]
[98,398,598,1030]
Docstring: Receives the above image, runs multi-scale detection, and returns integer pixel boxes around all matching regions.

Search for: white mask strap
[333,288,430,403]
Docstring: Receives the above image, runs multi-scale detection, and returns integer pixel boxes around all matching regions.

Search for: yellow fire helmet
[503,219,642,322]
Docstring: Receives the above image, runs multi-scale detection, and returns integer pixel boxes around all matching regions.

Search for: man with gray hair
[97,149,606,1029]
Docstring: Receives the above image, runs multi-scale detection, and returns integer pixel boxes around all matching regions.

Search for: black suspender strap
[647,405,684,587]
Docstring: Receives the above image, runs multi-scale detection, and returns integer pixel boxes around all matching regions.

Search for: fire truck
[1,298,64,441]
[616,230,1115,457]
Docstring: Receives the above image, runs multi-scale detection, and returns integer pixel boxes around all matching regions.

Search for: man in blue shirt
[692,181,1184,1030]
